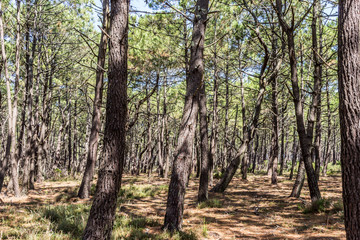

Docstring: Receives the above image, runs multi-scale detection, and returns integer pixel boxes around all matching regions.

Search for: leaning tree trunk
[82,0,129,238]
[338,0,360,238]
[78,0,109,199]
[276,0,321,202]
[163,0,209,231]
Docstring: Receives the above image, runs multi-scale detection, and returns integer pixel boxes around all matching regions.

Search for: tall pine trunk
[163,0,209,231]
[82,0,129,237]
[338,0,360,237]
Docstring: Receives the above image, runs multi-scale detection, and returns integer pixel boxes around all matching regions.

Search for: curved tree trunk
[78,0,109,199]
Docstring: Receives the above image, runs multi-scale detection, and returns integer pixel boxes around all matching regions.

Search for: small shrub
[302,199,331,214]
[331,200,344,214]
[118,184,168,202]
[197,198,223,209]
[213,171,223,179]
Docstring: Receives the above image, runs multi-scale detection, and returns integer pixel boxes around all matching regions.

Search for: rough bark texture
[270,71,279,185]
[338,0,360,238]
[198,83,210,202]
[82,0,129,238]
[78,0,109,199]
[163,0,209,231]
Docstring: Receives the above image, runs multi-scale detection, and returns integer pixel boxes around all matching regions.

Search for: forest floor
[0,172,345,240]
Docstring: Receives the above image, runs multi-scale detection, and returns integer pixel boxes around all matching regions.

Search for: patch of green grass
[202,219,208,237]
[41,204,90,239]
[118,184,168,201]
[112,215,161,239]
[197,198,223,209]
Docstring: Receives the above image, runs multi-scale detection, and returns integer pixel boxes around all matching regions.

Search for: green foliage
[197,199,223,209]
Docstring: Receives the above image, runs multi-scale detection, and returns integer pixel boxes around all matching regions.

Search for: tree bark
[338,0,360,237]
[82,0,129,237]
[163,0,209,231]
[198,82,210,202]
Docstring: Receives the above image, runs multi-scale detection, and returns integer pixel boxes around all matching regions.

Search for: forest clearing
[1,172,345,239]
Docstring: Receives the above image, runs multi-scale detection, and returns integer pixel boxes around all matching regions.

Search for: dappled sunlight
[0,174,345,239]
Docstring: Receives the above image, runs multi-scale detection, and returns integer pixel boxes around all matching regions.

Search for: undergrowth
[300,198,344,215]
[197,198,223,209]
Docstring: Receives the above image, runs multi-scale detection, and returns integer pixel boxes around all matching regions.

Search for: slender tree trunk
[82,0,129,237]
[338,0,360,237]
[0,1,21,196]
[222,61,230,172]
[289,128,298,180]
[23,9,38,190]
[163,0,209,231]
[251,134,259,173]
[290,158,305,197]
[270,66,279,185]
[276,1,321,202]
[163,77,169,178]
[157,77,164,177]
[78,0,109,199]
[312,2,322,181]
[209,18,218,186]
[198,82,210,202]
[322,75,331,176]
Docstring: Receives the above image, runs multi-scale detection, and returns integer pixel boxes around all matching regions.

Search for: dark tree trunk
[251,134,259,173]
[163,0,209,231]
[198,83,210,202]
[322,75,331,176]
[289,128,298,180]
[290,158,305,197]
[269,67,279,185]
[312,0,322,182]
[78,0,109,199]
[209,19,218,186]
[82,0,129,237]
[338,0,360,237]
